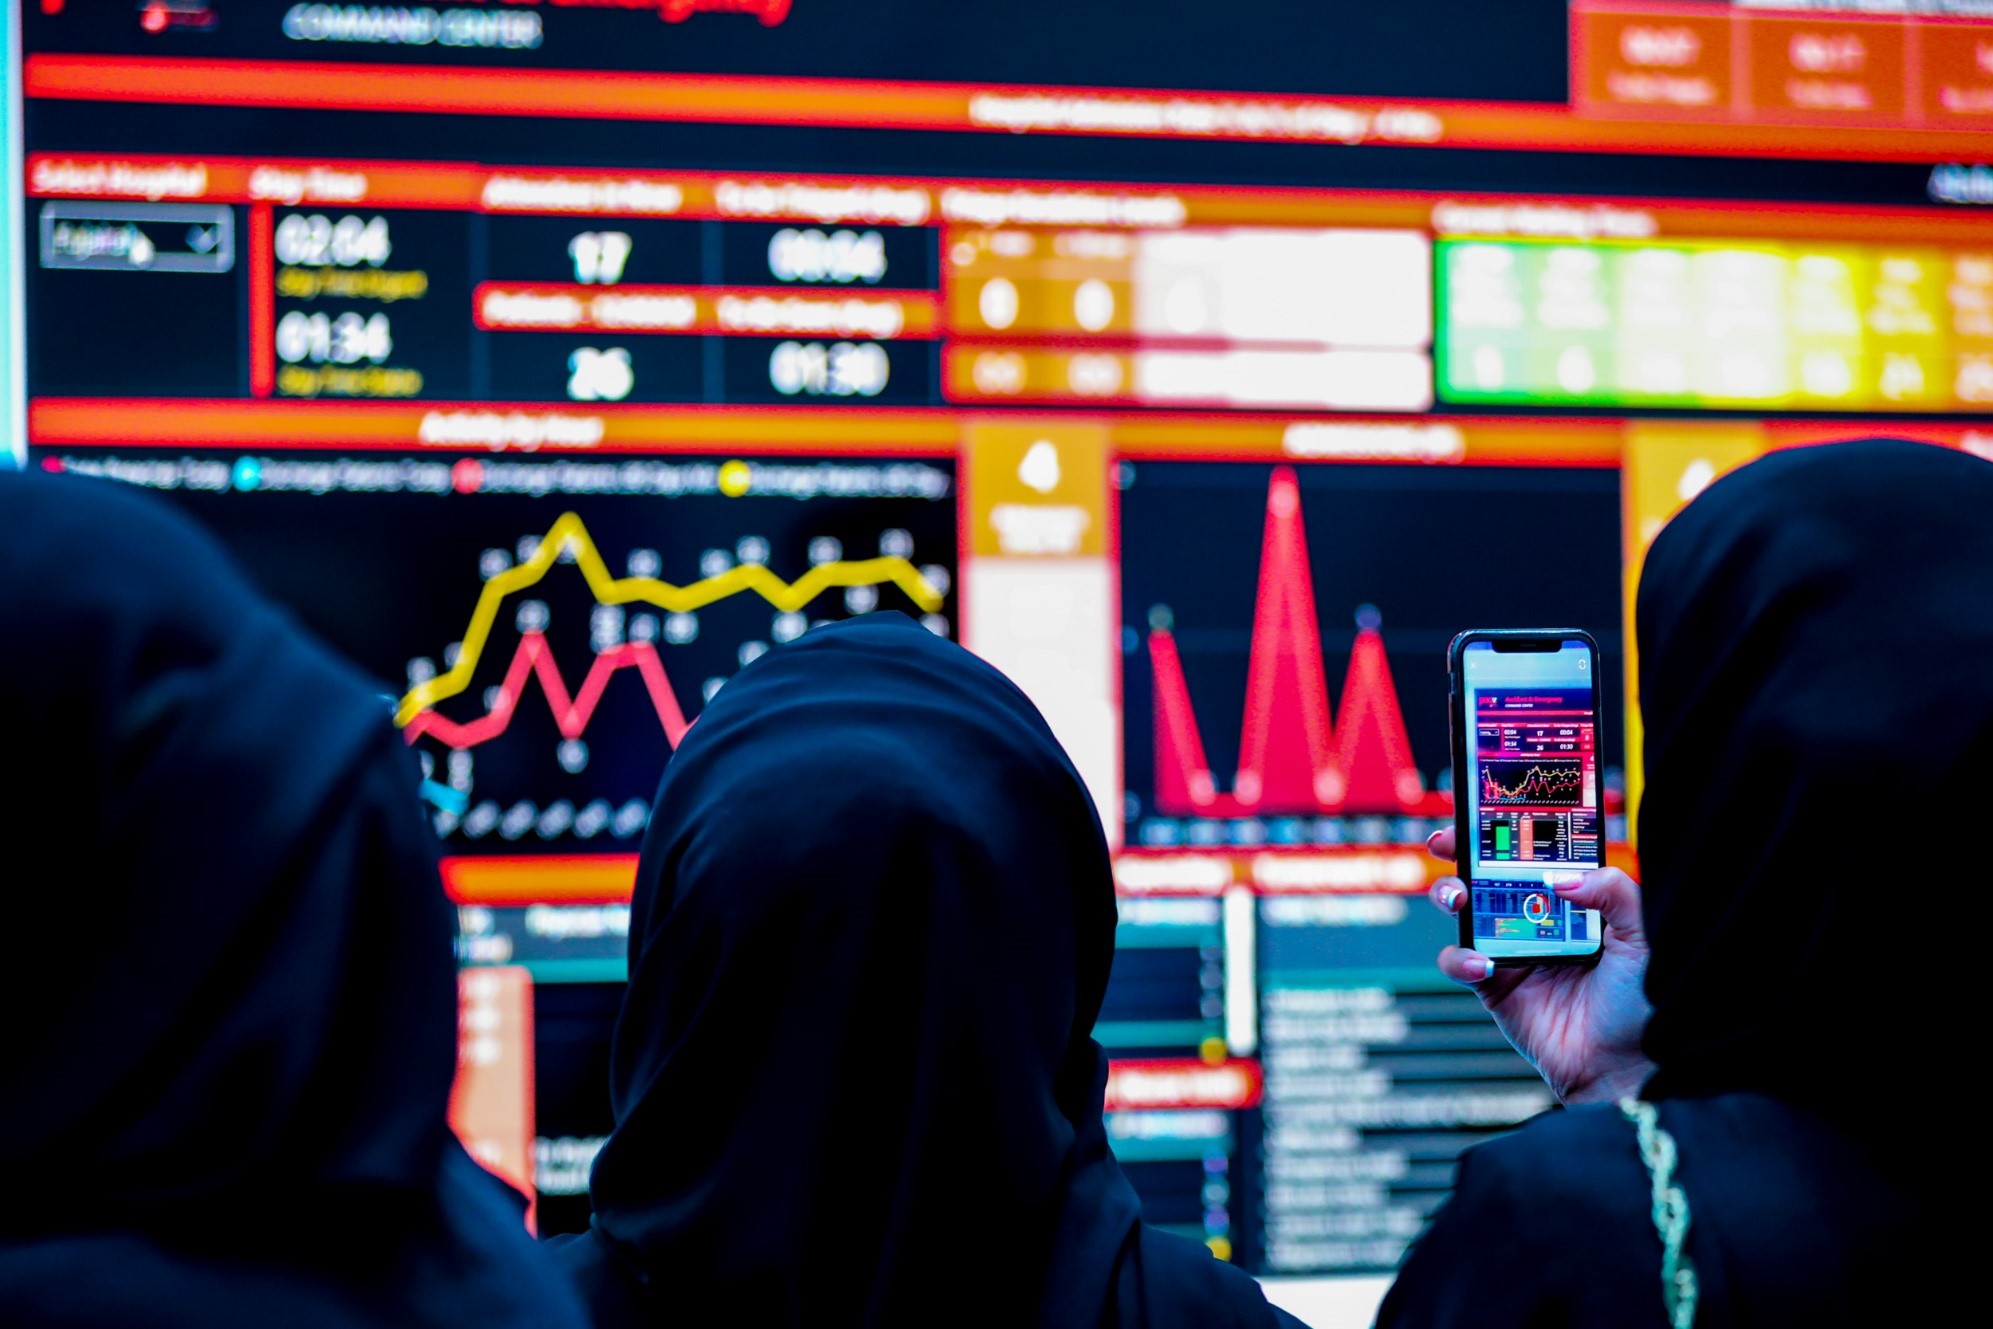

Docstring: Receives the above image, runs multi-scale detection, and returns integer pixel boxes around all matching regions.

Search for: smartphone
[1447,630,1605,964]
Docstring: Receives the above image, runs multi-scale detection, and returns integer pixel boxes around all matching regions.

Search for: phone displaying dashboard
[1448,631,1605,964]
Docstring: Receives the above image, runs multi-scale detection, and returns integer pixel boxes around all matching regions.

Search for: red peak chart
[1120,460,1623,849]
[1148,468,1438,821]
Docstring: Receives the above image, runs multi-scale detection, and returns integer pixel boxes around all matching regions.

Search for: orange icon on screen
[1018,440,1062,494]
[1523,893,1554,924]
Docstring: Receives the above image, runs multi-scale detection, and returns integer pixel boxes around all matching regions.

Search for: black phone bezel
[1446,628,1606,967]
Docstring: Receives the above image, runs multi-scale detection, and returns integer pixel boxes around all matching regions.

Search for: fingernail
[1441,885,1464,911]
[1467,954,1495,982]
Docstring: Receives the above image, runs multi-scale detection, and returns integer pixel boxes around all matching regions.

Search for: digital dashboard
[8,1,1991,1317]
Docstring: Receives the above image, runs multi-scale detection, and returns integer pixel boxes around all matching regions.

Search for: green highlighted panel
[1436,237,1964,412]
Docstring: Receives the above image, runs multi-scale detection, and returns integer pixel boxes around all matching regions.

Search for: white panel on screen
[1257,1275,1394,1329]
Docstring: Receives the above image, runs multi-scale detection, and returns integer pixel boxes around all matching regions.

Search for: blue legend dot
[232,457,263,492]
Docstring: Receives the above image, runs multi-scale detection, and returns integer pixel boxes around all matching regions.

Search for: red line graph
[402,631,691,751]
[1150,465,1445,818]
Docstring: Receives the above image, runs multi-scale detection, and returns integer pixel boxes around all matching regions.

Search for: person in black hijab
[556,612,1300,1328]
[0,469,588,1329]
[1380,438,1974,1328]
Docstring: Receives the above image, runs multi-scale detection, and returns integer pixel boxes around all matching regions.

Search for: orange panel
[440,854,639,905]
[1577,7,1735,118]
[1920,21,1993,124]
[962,420,1110,559]
[29,399,961,454]
[945,345,1132,405]
[449,967,537,1221]
[1744,15,1909,123]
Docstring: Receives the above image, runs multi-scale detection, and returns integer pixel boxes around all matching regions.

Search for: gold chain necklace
[1620,1098,1699,1328]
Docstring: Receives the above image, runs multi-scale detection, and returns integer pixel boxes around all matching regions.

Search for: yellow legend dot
[718,460,752,497]
[1205,1236,1233,1262]
[1199,1036,1229,1065]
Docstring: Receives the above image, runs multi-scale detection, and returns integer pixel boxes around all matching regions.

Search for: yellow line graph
[396,510,945,726]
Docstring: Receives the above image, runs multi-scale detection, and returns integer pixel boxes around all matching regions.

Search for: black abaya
[1379,439,1975,1328]
[555,613,1298,1328]
[0,470,587,1329]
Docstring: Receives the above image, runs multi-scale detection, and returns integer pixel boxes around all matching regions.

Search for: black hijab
[1635,438,1992,1144]
[0,470,586,1329]
[566,613,1289,1327]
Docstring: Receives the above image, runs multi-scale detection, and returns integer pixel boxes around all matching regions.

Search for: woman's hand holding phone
[1427,827,1656,1106]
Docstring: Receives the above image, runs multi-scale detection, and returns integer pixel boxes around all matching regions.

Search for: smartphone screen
[1457,637,1603,961]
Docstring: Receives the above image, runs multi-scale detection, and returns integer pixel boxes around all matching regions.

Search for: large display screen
[10,1,1992,1319]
